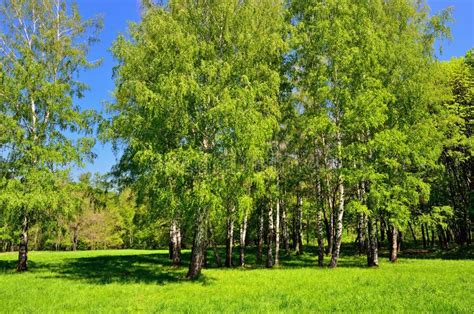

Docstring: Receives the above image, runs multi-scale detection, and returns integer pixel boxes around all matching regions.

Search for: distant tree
[429,49,473,246]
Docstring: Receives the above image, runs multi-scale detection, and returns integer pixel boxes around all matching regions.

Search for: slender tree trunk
[275,199,280,266]
[257,205,264,264]
[306,211,310,246]
[266,203,274,268]
[316,210,324,267]
[17,215,29,272]
[323,210,332,255]
[390,226,398,263]
[212,242,222,267]
[328,201,334,255]
[398,231,403,252]
[186,210,207,279]
[295,194,303,255]
[358,214,366,255]
[239,214,247,267]
[292,214,297,250]
[169,219,181,266]
[437,226,449,249]
[431,229,435,247]
[329,184,344,267]
[176,223,182,257]
[367,216,379,267]
[469,227,472,245]
[212,238,222,267]
[437,228,444,248]
[386,224,392,252]
[421,224,427,248]
[380,219,386,243]
[323,138,334,256]
[426,226,430,246]
[33,227,39,251]
[316,181,324,266]
[408,223,417,245]
[71,224,79,251]
[209,227,222,267]
[330,141,344,268]
[281,199,290,255]
[466,210,472,245]
[225,207,234,267]
[446,227,453,244]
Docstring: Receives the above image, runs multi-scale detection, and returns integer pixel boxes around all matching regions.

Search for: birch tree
[0,0,101,271]
[108,0,286,279]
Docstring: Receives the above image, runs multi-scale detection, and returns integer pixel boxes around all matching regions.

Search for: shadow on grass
[1,241,472,286]
[0,260,40,273]
[38,251,218,285]
[205,243,368,269]
[0,259,17,272]
[397,244,474,260]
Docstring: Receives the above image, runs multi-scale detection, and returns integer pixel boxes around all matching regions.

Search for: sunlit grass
[0,246,473,313]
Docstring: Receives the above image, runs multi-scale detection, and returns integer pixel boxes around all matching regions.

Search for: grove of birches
[0,0,472,279]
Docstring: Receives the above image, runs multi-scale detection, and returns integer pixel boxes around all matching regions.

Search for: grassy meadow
[0,245,473,313]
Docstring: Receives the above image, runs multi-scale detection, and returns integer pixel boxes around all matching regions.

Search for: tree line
[0,0,472,279]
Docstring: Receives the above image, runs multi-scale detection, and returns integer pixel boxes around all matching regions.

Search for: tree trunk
[465,209,472,245]
[408,223,417,245]
[295,194,303,255]
[437,225,449,249]
[169,219,181,266]
[398,231,403,252]
[386,224,392,252]
[275,199,280,266]
[323,210,332,256]
[431,229,435,247]
[324,141,334,256]
[421,224,427,248]
[266,203,274,268]
[281,199,290,255]
[292,214,297,250]
[306,212,310,246]
[446,227,453,244]
[316,210,324,267]
[390,226,398,263]
[239,214,247,267]
[212,241,222,267]
[316,181,325,266]
[358,214,366,255]
[72,224,79,251]
[425,224,431,245]
[329,152,344,268]
[225,207,234,267]
[329,201,335,255]
[367,216,379,267]
[186,210,207,279]
[257,205,264,264]
[380,219,386,243]
[17,216,29,272]
[208,227,222,267]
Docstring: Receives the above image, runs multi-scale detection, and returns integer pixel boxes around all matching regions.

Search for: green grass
[0,246,473,313]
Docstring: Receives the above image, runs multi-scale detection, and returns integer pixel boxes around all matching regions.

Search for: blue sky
[72,0,474,177]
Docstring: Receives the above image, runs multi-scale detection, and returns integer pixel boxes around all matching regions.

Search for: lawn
[0,246,473,313]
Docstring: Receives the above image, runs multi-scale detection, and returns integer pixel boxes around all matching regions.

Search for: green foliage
[1,0,471,277]
[105,0,288,253]
[290,0,455,240]
[0,0,102,243]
